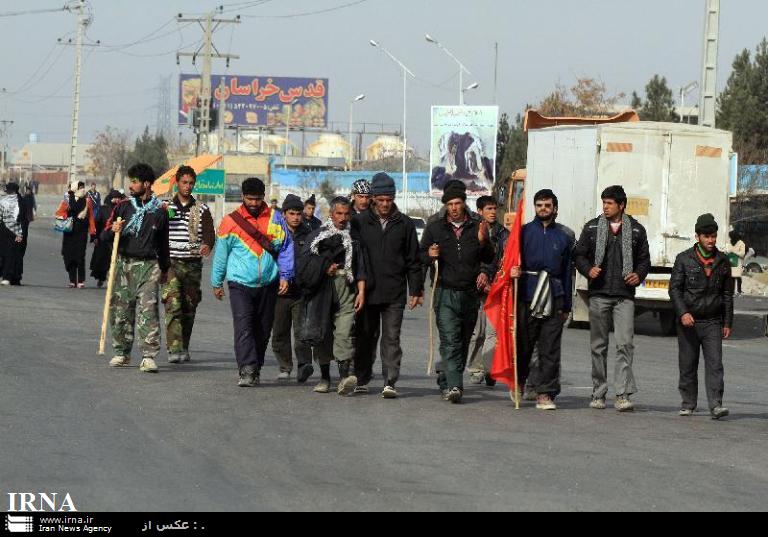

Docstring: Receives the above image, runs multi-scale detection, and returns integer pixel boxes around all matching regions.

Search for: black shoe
[297,363,315,384]
[484,373,496,387]
[337,360,351,379]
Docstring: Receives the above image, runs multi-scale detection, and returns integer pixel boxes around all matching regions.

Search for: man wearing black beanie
[420,180,495,404]
[669,214,733,420]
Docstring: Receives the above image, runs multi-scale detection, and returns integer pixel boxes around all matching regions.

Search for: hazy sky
[2,0,768,156]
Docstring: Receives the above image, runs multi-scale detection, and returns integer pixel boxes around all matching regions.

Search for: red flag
[484,197,524,391]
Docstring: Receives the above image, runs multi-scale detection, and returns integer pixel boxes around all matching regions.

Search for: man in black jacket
[669,214,733,420]
[573,185,650,412]
[420,181,495,404]
[102,163,170,374]
[352,173,423,398]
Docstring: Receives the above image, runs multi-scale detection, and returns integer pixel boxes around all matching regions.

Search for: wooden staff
[98,218,122,355]
[511,279,521,410]
[427,259,440,376]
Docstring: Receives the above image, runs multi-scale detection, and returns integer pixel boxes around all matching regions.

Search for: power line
[5,43,68,95]
[0,5,67,18]
[239,0,370,18]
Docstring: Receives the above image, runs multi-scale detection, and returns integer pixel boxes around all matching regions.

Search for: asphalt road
[1,222,767,512]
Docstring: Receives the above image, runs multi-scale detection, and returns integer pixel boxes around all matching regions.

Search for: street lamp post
[680,81,699,124]
[348,94,365,170]
[425,34,472,105]
[370,40,415,213]
[461,82,480,105]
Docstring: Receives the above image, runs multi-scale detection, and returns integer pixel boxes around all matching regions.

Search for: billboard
[179,75,329,129]
[429,106,499,197]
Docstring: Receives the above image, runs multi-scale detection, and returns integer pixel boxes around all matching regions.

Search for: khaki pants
[315,274,357,366]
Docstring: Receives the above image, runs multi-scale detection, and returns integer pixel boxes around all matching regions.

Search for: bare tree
[87,126,131,189]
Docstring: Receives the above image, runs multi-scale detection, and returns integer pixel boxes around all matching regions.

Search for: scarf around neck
[124,195,162,237]
[310,218,354,283]
[595,214,634,278]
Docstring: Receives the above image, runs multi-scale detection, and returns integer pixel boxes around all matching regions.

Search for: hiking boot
[277,371,291,381]
[167,353,183,364]
[469,372,484,385]
[313,380,331,394]
[353,385,370,395]
[297,363,314,384]
[337,375,358,396]
[446,387,463,404]
[590,398,607,410]
[536,395,557,411]
[238,366,259,387]
[382,385,398,399]
[139,358,159,373]
[109,356,130,367]
[679,408,695,417]
[615,396,634,413]
[711,407,730,420]
[484,373,497,388]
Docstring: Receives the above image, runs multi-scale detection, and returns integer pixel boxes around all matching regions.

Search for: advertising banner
[429,106,499,197]
[194,169,226,196]
[179,75,329,129]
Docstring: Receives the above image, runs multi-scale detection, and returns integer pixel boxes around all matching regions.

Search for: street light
[425,33,472,105]
[283,98,298,170]
[462,82,480,104]
[348,94,365,170]
[680,81,699,124]
[370,40,415,213]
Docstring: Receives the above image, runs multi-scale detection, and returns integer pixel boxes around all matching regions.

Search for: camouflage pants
[162,259,203,355]
[111,257,162,359]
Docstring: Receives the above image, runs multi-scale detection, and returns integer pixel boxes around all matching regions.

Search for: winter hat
[282,194,304,212]
[305,194,317,206]
[4,182,19,194]
[371,173,396,197]
[242,177,266,197]
[695,213,719,235]
[441,179,467,204]
[351,179,372,195]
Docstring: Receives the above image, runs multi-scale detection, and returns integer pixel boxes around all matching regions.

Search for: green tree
[717,41,768,163]
[497,112,527,187]
[127,126,170,177]
[635,75,679,122]
[496,112,511,180]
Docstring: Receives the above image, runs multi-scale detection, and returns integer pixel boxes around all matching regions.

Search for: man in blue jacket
[510,189,574,410]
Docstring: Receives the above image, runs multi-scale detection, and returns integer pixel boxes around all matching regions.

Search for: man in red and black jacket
[669,213,734,420]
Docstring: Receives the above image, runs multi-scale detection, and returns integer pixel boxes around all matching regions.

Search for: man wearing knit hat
[212,177,294,388]
[669,214,733,420]
[420,179,495,404]
[350,179,372,215]
[574,185,650,412]
[303,194,322,231]
[352,172,423,398]
[270,194,315,383]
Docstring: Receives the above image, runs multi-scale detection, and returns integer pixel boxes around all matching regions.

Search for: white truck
[525,121,733,334]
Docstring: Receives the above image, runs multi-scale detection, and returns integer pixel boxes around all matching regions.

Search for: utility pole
[699,0,720,128]
[177,8,240,156]
[493,42,499,105]
[63,0,93,186]
[0,119,13,182]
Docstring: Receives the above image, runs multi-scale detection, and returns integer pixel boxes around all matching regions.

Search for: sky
[2,0,768,157]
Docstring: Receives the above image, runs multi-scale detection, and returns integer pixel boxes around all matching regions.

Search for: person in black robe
[90,189,125,287]
[56,181,96,288]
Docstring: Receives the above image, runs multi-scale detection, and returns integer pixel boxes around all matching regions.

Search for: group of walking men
[101,162,734,419]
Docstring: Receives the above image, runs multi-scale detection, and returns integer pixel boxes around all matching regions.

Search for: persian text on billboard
[179,75,329,129]
[430,106,499,197]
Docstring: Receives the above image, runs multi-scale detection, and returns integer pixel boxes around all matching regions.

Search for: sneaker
[484,373,497,387]
[523,389,539,401]
[238,366,259,388]
[277,371,291,381]
[167,353,183,364]
[446,387,463,404]
[382,385,398,399]
[313,380,331,394]
[77,283,86,289]
[536,395,557,411]
[97,280,104,288]
[297,363,314,384]
[0,280,10,286]
[337,375,358,396]
[139,358,159,373]
[181,351,191,363]
[469,372,484,385]
[679,408,695,417]
[711,407,730,420]
[441,389,451,401]
[67,283,76,288]
[615,396,634,413]
[109,356,130,367]
[353,385,370,395]
[590,398,607,410]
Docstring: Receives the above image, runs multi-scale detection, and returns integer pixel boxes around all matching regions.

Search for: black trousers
[355,302,405,386]
[271,295,312,372]
[228,281,278,371]
[0,225,23,283]
[677,319,725,411]
[516,298,565,397]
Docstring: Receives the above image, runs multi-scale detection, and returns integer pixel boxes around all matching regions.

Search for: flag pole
[512,278,520,410]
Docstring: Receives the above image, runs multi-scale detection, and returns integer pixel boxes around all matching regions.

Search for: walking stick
[427,259,440,375]
[98,218,122,355]
[511,279,521,410]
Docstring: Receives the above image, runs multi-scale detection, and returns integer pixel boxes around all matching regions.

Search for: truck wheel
[659,311,677,337]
